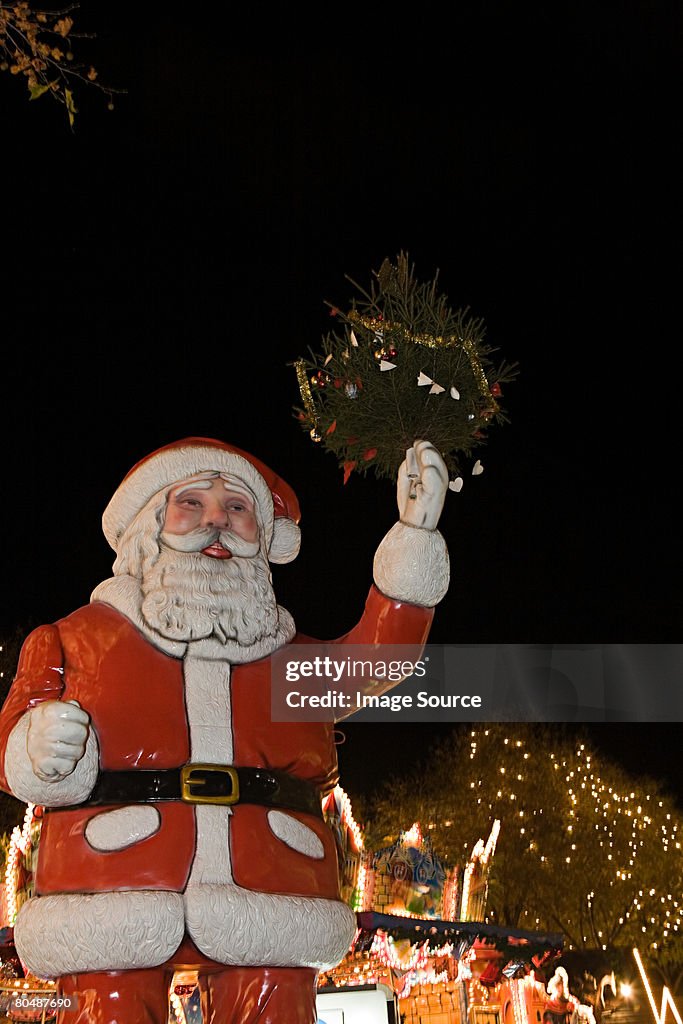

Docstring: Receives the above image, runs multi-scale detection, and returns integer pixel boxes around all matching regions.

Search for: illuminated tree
[368,724,682,990]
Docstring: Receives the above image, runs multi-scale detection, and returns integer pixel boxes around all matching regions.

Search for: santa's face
[163,478,259,558]
[133,475,280,646]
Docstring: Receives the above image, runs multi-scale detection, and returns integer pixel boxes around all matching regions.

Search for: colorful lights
[4,803,36,926]
[461,820,500,921]
[372,932,430,972]
[402,822,423,847]
[170,990,188,1024]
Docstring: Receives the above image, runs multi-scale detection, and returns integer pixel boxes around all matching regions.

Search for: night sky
[1,7,680,806]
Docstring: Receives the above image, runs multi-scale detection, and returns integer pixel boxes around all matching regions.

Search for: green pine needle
[293,252,518,483]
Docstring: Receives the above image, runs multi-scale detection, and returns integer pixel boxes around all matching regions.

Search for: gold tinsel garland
[295,322,500,441]
[295,358,320,439]
[347,311,499,407]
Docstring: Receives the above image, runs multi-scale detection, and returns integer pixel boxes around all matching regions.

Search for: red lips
[201,542,233,559]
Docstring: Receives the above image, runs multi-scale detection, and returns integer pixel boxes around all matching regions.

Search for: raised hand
[397,440,448,531]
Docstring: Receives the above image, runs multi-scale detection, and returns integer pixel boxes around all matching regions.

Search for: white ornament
[323,353,333,366]
[472,460,484,475]
[429,383,445,395]
[350,330,359,347]
[449,477,464,492]
[450,386,460,400]
[380,360,397,371]
[417,372,433,386]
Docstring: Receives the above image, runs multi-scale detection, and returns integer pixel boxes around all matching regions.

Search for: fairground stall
[317,788,564,1024]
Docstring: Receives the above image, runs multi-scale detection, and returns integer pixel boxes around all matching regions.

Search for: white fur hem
[4,712,99,807]
[14,891,185,978]
[373,521,450,607]
[184,884,357,969]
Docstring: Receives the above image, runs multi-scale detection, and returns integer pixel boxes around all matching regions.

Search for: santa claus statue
[0,436,449,1023]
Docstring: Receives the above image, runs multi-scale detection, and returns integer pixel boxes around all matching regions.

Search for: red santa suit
[0,438,450,1023]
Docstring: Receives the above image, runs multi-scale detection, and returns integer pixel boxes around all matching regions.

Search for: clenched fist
[27,700,91,782]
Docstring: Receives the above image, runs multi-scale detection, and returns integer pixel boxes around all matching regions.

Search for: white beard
[140,546,280,646]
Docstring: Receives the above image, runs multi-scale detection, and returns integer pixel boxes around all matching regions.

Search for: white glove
[397,439,448,531]
[26,700,91,782]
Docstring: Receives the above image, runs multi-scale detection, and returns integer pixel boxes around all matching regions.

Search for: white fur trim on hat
[103,442,275,553]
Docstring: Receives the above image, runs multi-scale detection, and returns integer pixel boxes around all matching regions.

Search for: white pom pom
[269,518,302,564]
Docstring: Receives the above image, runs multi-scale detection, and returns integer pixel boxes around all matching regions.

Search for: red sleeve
[332,584,434,647]
[325,586,435,722]
[0,625,65,790]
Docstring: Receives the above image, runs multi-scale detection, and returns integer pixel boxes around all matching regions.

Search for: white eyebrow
[171,479,215,497]
[218,475,256,503]
[168,473,256,507]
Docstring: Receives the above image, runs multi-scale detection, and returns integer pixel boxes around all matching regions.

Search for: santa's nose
[203,503,231,529]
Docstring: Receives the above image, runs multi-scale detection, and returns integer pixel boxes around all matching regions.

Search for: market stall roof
[355,912,564,962]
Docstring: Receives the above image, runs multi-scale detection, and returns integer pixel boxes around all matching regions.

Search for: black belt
[59,765,323,818]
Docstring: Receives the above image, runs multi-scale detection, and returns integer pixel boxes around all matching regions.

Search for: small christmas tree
[294,252,518,485]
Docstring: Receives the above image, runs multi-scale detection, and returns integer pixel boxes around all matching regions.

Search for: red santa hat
[102,437,302,564]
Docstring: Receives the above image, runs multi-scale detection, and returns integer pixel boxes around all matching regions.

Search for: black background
[1,6,680,803]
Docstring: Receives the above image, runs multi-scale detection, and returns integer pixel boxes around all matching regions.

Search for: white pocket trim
[84,805,161,851]
[267,810,324,858]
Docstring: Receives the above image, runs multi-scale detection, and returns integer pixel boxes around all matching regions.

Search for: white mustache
[159,527,261,558]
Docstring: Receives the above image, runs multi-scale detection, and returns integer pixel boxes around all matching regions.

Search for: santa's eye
[176,496,203,508]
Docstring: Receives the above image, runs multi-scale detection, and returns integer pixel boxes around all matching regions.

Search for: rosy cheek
[165,508,197,534]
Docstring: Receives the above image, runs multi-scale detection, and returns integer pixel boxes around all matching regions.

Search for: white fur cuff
[4,712,99,807]
[373,521,450,607]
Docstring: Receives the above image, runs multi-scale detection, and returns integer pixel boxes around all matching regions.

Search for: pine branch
[293,251,519,483]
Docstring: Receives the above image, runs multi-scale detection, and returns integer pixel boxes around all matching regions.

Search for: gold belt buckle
[180,764,240,805]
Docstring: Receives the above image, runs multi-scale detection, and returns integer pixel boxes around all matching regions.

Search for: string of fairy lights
[460,729,681,953]
[4,803,35,926]
[460,819,500,924]
[169,988,188,1024]
[323,787,367,912]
